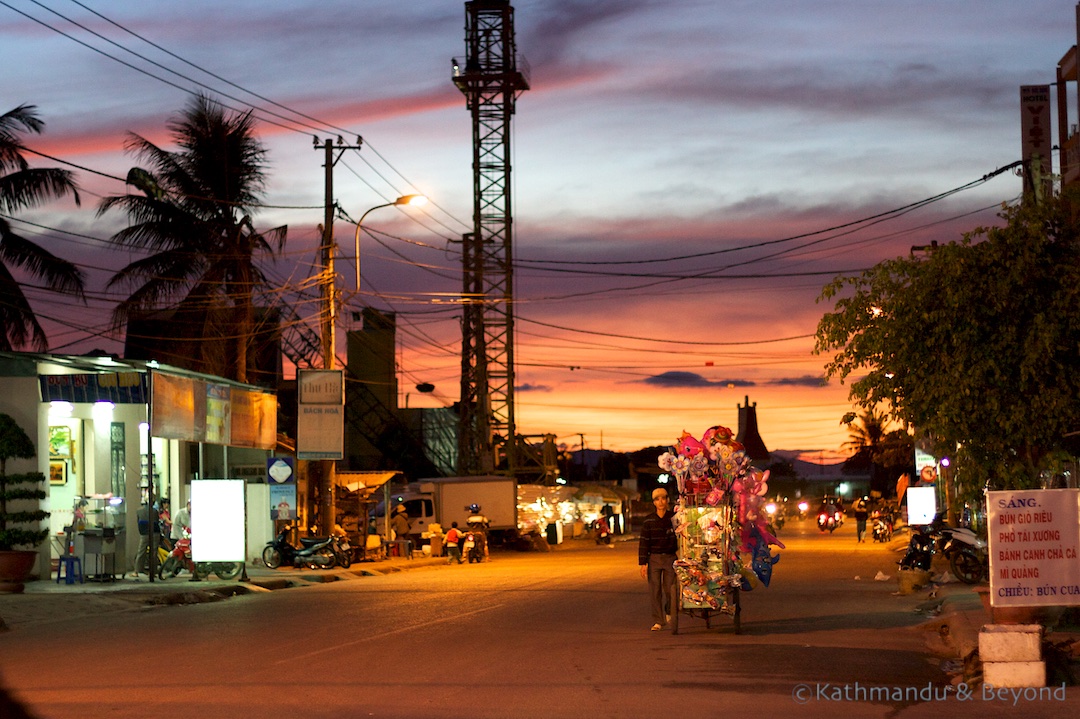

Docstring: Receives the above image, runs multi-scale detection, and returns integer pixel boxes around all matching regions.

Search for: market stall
[658,426,784,634]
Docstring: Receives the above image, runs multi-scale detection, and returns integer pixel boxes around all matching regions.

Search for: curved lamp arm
[353,194,427,291]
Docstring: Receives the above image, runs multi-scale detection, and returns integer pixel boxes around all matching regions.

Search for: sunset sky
[3,0,1075,460]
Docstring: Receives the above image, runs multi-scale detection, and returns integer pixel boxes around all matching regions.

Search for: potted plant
[0,413,48,592]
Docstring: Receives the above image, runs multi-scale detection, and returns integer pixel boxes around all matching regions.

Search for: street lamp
[353,194,428,291]
[405,382,436,408]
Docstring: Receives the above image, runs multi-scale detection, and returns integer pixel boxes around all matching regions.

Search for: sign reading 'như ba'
[987,489,1080,607]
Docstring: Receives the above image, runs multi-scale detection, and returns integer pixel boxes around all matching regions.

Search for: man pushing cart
[653,426,785,635]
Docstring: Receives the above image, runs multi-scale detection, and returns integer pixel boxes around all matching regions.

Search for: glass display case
[75,496,126,581]
[80,496,125,530]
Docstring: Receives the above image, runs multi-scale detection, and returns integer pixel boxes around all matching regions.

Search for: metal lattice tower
[453,0,529,475]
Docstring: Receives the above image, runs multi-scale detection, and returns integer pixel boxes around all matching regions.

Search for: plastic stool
[56,555,83,585]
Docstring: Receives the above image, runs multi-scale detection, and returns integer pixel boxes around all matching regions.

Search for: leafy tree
[0,104,86,350]
[97,94,286,383]
[816,190,1080,494]
[0,413,48,551]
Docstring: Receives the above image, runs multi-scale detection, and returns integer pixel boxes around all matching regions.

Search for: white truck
[375,475,519,541]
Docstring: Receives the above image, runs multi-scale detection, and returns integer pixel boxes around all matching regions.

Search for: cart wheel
[732,588,742,635]
[671,608,679,635]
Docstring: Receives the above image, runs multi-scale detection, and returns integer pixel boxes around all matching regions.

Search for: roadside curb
[0,555,449,630]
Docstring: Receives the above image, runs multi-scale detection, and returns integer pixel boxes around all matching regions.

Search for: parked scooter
[158,530,243,580]
[871,511,894,543]
[261,527,337,570]
[898,524,936,571]
[939,524,989,584]
[135,535,173,576]
[897,515,988,583]
[332,534,353,569]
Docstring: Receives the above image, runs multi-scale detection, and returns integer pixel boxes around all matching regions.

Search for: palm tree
[842,409,886,487]
[844,409,887,457]
[0,104,85,351]
[97,94,286,383]
[843,409,914,495]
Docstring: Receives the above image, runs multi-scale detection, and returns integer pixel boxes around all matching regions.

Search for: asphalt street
[0,520,1075,716]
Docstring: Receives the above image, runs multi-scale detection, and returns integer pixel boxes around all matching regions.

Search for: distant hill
[568,446,861,483]
[770,449,854,482]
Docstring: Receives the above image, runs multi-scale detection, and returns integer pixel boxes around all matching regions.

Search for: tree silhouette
[0,104,86,350]
[98,94,286,383]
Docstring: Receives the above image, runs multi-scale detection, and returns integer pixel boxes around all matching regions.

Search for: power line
[515,164,1019,267]
[10,1,472,233]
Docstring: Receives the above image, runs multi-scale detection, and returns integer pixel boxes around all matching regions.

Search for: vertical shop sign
[1020,85,1052,194]
[205,383,231,444]
[987,489,1080,607]
[268,457,296,520]
[296,369,344,460]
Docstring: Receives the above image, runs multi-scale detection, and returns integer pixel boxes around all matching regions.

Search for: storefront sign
[987,489,1080,607]
[41,372,146,403]
[268,457,297,520]
[1020,85,1052,193]
[297,369,343,460]
[205,383,231,444]
[151,372,276,449]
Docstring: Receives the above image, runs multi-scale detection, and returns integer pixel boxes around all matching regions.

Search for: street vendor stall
[335,471,400,561]
[658,426,784,635]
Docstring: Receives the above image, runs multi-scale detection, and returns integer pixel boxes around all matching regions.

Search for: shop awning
[337,471,401,494]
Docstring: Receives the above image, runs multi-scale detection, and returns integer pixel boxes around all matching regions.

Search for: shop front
[0,352,277,580]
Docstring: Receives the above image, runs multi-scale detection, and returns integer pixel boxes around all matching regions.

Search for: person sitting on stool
[391,504,412,555]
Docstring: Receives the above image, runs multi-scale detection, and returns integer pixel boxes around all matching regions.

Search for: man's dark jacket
[638,509,677,565]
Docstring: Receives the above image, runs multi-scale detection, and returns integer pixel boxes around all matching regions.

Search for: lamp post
[352,194,428,291]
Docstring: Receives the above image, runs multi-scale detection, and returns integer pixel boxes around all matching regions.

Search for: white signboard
[190,479,246,562]
[297,405,344,460]
[297,369,344,460]
[906,486,937,526]
[987,489,1080,607]
[298,369,343,405]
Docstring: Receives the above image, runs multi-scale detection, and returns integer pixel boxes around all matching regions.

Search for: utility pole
[315,136,361,537]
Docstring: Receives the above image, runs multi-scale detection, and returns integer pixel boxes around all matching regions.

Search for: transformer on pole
[453,0,529,476]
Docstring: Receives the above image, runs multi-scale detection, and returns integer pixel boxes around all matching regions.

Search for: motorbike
[261,527,337,570]
[332,534,353,568]
[134,535,173,576]
[765,501,785,533]
[871,512,894,543]
[898,525,936,571]
[462,505,489,562]
[940,525,989,584]
[462,528,487,563]
[158,531,243,580]
[593,518,612,546]
[897,516,988,583]
[817,507,842,533]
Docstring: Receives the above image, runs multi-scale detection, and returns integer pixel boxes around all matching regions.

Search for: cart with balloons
[657,426,784,635]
